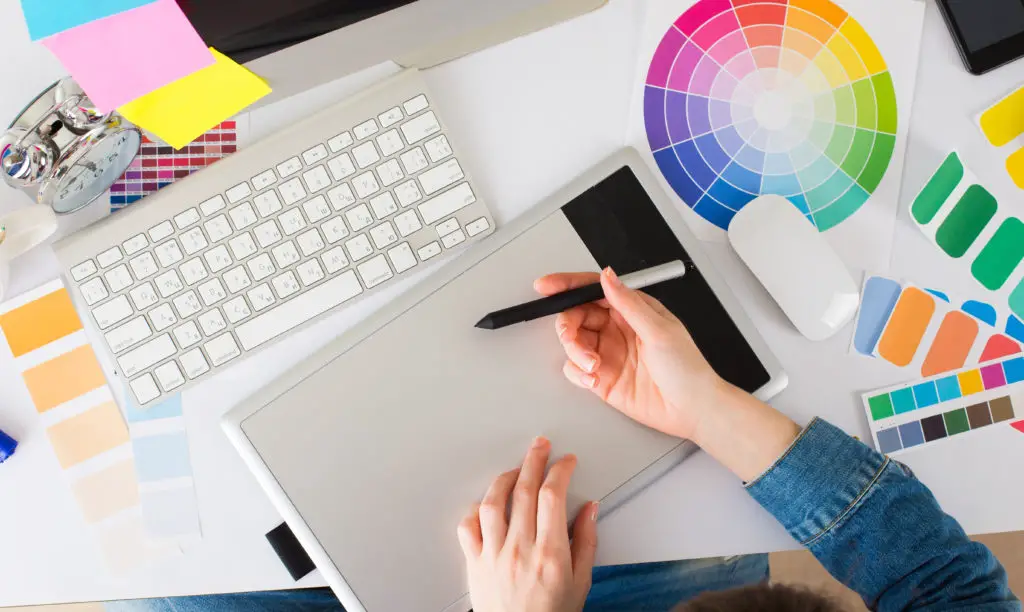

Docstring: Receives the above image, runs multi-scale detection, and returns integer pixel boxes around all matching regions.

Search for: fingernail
[584,354,598,372]
[584,373,598,389]
[558,323,569,340]
[591,502,600,521]
[604,267,621,286]
[533,436,549,448]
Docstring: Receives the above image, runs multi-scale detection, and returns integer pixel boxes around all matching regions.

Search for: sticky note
[972,218,1024,290]
[0,288,82,357]
[1005,147,1024,190]
[935,185,997,258]
[132,432,191,481]
[47,401,129,468]
[980,86,1024,147]
[853,276,901,355]
[958,369,985,395]
[921,311,977,377]
[71,459,139,523]
[22,345,106,412]
[42,0,215,112]
[119,48,271,150]
[877,287,935,367]
[980,334,1021,362]
[19,0,157,40]
[911,152,963,224]
[962,300,997,327]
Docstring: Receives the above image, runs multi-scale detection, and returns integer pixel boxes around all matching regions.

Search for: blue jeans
[104,554,770,612]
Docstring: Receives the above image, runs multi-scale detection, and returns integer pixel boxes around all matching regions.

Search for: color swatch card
[19,0,157,40]
[978,85,1024,189]
[863,356,1024,455]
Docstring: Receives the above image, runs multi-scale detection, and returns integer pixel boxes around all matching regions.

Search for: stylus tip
[475,315,497,330]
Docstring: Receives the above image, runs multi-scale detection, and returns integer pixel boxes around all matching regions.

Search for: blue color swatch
[854,277,902,355]
[912,382,939,408]
[20,0,157,40]
[124,390,182,423]
[898,421,925,448]
[1007,316,1024,344]
[877,427,902,454]
[1003,356,1024,384]
[925,289,949,303]
[962,300,998,327]
[133,432,192,482]
[935,376,962,401]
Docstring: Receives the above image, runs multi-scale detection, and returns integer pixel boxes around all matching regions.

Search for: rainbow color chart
[644,0,898,230]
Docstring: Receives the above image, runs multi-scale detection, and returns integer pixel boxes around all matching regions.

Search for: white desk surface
[2,0,1023,606]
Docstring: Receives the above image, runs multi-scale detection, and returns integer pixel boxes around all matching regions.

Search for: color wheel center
[753,91,792,131]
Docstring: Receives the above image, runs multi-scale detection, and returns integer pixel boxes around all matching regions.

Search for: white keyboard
[54,70,495,407]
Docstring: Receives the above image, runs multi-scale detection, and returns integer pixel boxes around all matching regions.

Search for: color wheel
[644,0,898,231]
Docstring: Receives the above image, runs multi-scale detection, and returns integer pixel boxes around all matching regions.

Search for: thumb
[571,501,599,589]
[600,268,664,339]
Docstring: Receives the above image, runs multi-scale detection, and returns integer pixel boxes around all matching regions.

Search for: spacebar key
[235,271,363,350]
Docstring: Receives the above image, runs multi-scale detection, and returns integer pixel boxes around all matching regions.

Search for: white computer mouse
[728,195,860,341]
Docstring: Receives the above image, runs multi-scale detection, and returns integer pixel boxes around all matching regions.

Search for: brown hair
[673,583,846,612]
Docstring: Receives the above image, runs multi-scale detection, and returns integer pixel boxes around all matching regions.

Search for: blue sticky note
[912,382,939,408]
[891,388,917,414]
[926,289,950,303]
[854,277,902,355]
[898,421,925,448]
[123,390,182,423]
[935,376,962,401]
[1003,356,1024,384]
[877,427,903,454]
[962,300,998,327]
[1006,315,1024,344]
[133,432,192,482]
[20,0,158,40]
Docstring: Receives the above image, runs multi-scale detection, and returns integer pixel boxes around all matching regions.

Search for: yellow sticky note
[118,48,271,149]
[980,86,1024,147]
[1007,147,1024,189]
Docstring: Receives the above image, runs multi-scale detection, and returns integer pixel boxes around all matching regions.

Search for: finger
[479,469,519,552]
[534,272,602,297]
[563,359,599,390]
[561,337,600,375]
[508,437,551,542]
[457,504,483,559]
[600,268,667,340]
[556,306,611,343]
[571,501,600,589]
[575,328,601,352]
[536,454,577,547]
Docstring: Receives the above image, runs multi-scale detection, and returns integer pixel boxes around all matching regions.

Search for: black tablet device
[937,0,1024,75]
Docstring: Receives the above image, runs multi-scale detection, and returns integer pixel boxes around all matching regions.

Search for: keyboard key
[379,106,404,128]
[97,247,123,268]
[149,221,174,242]
[395,180,423,207]
[154,361,185,392]
[424,135,453,162]
[346,204,374,232]
[200,195,226,216]
[419,159,464,195]
[94,295,133,329]
[279,178,307,205]
[105,317,152,354]
[277,157,302,178]
[353,142,380,169]
[297,228,326,257]
[322,217,350,244]
[357,254,393,289]
[354,119,379,140]
[205,215,233,242]
[394,210,422,237]
[118,334,175,378]
[272,271,301,299]
[204,245,233,273]
[272,241,301,268]
[180,349,210,379]
[400,148,429,175]
[279,209,307,236]
[436,218,460,237]
[122,234,148,256]
[401,111,441,144]
[229,202,259,230]
[321,247,350,274]
[353,172,380,199]
[302,144,329,165]
[205,333,241,367]
[247,284,276,311]
[251,220,280,248]
[224,297,252,324]
[228,232,258,260]
[328,131,354,153]
[235,272,363,351]
[418,241,442,261]
[345,234,373,262]
[198,278,227,306]
[301,166,332,195]
[328,184,356,211]
[252,169,277,191]
[327,154,356,181]
[388,243,417,274]
[297,260,326,286]
[149,304,177,331]
[377,159,404,187]
[130,374,160,405]
[369,222,398,249]
[418,183,476,225]
[227,182,253,204]
[248,254,276,282]
[198,309,228,336]
[403,94,428,115]
[442,229,467,249]
[174,208,201,229]
[154,240,184,267]
[173,321,203,348]
[377,129,404,156]
[180,227,209,255]
[466,217,490,237]
[129,282,158,310]
[180,258,208,285]
[80,278,109,305]
[154,270,184,298]
[173,291,203,318]
[370,192,398,219]
[303,195,331,223]
[106,263,136,291]
[254,191,283,217]
[223,266,253,294]
[71,260,98,281]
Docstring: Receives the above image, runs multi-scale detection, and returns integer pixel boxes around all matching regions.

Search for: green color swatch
[858,133,895,192]
[872,73,898,134]
[868,394,895,420]
[935,185,997,258]
[912,153,964,225]
[1010,278,1024,320]
[824,124,855,167]
[833,86,856,126]
[813,186,869,231]
[852,79,877,130]
[943,408,970,435]
[972,218,1024,290]
[841,129,873,178]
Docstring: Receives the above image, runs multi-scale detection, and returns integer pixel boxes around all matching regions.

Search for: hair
[673,583,846,612]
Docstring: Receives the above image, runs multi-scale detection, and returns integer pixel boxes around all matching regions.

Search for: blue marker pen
[0,428,17,463]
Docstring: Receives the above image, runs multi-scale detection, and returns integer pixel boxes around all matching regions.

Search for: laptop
[222,148,787,612]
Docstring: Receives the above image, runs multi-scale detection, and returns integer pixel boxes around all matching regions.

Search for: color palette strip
[644,0,897,230]
[109,122,237,212]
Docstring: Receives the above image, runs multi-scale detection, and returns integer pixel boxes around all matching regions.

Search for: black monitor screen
[944,0,1024,52]
[179,0,419,63]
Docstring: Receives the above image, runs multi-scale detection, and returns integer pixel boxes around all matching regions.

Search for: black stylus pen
[475,261,688,330]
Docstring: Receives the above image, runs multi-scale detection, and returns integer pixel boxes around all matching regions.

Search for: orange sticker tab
[877,287,935,367]
[46,401,129,468]
[0,289,82,357]
[921,311,978,377]
[22,345,107,412]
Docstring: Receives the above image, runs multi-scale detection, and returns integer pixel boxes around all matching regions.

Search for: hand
[533,267,726,441]
[458,437,598,612]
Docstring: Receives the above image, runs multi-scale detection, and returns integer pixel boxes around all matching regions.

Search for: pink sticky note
[43,0,214,112]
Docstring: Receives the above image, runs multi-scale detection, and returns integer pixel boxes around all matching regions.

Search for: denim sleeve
[746,418,1019,611]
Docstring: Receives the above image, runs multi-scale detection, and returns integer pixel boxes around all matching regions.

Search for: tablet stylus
[475,261,688,330]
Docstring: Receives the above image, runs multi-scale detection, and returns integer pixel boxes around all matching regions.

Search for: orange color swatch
[47,401,129,469]
[22,345,106,413]
[0,289,82,357]
[877,288,935,367]
[921,311,978,377]
[71,459,139,523]
[980,334,1021,362]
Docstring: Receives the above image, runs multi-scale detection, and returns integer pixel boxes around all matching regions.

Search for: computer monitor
[184,0,607,104]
